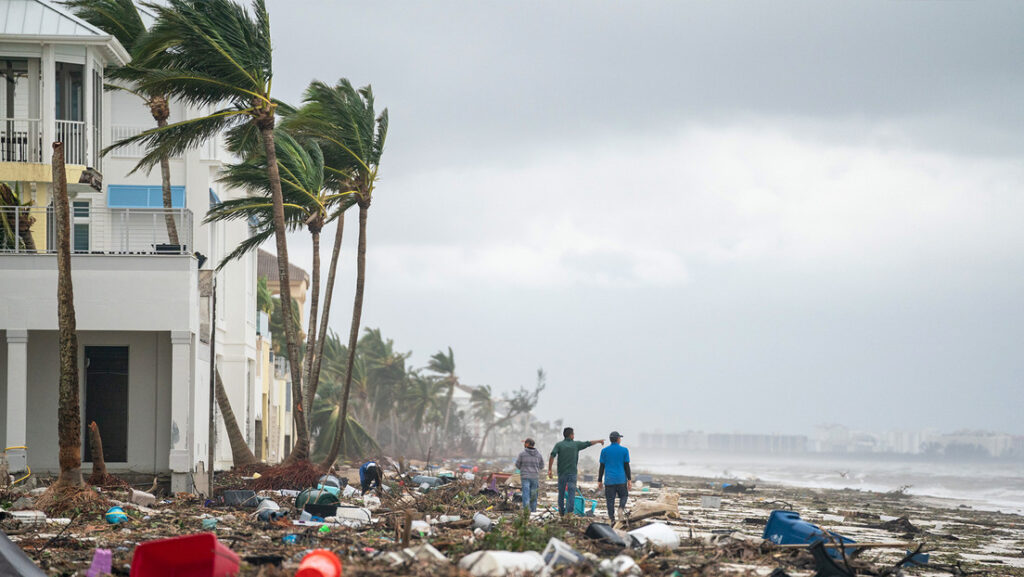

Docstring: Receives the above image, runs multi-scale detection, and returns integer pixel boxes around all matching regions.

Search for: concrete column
[169,331,193,492]
[5,330,28,472]
[41,45,55,152]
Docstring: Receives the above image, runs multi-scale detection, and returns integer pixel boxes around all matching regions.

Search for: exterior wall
[23,330,172,474]
[0,254,196,332]
[0,330,6,447]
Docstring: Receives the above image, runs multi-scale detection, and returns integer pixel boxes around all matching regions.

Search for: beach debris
[295,549,342,577]
[10,511,46,526]
[316,475,345,496]
[130,489,157,507]
[585,522,628,548]
[809,541,855,577]
[630,491,679,519]
[876,516,921,535]
[130,533,239,577]
[84,549,112,577]
[542,537,586,568]
[383,544,449,566]
[471,512,493,531]
[598,555,642,576]
[104,507,128,525]
[627,522,680,550]
[222,489,259,508]
[701,495,722,509]
[458,550,546,577]
[723,483,755,493]
[0,531,46,577]
[295,487,340,510]
[763,510,855,559]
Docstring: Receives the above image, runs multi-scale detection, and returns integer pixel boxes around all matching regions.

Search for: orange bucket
[295,549,342,577]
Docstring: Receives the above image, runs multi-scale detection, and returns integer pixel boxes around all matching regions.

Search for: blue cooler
[762,510,856,559]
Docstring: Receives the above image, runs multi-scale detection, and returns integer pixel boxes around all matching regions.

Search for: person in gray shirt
[515,438,545,512]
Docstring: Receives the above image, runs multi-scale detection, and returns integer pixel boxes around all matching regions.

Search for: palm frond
[60,0,146,51]
[103,109,245,172]
[215,226,274,270]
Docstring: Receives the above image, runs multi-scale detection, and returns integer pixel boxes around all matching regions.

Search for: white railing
[200,134,219,161]
[56,119,86,165]
[110,125,149,158]
[0,206,193,255]
[0,118,43,163]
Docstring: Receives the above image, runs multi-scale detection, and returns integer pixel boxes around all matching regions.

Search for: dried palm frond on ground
[33,483,108,517]
[249,460,326,491]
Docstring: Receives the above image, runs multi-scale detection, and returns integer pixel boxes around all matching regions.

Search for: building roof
[0,0,131,64]
[257,249,310,286]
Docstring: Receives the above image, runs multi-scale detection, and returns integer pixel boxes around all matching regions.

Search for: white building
[0,0,259,491]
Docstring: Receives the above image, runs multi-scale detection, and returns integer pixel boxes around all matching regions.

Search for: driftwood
[87,422,106,481]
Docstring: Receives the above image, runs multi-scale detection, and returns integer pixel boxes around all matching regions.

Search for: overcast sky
[264,1,1024,438]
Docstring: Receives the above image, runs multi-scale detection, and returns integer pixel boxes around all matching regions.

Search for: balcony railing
[1,118,91,165]
[110,125,185,160]
[0,205,193,255]
[1,118,43,163]
[56,120,87,165]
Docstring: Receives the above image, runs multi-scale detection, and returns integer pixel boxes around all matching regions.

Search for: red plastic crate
[130,533,239,577]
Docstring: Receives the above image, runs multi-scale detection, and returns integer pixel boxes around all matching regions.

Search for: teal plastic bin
[574,496,597,516]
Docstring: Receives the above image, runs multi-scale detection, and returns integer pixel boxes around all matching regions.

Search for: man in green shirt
[548,427,604,516]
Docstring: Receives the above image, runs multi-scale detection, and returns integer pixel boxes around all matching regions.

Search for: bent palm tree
[61,0,179,244]
[209,130,355,443]
[291,79,388,468]
[215,368,257,467]
[108,0,310,461]
[427,347,458,452]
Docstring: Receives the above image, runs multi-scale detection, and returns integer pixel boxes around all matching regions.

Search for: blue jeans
[557,473,577,515]
[521,477,539,512]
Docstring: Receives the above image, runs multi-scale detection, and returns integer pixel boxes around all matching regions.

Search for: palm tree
[290,79,388,468]
[61,0,179,244]
[476,370,546,456]
[0,182,36,251]
[52,143,82,486]
[209,130,355,443]
[107,0,310,461]
[400,370,445,457]
[215,368,257,467]
[427,347,458,452]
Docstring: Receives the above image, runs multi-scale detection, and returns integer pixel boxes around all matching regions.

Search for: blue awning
[108,185,185,208]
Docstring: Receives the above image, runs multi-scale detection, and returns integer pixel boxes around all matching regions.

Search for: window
[72,201,89,252]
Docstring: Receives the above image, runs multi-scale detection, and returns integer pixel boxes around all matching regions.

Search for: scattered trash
[296,549,342,577]
[701,496,722,509]
[412,475,442,488]
[628,522,680,550]
[341,485,358,498]
[201,518,218,530]
[574,495,598,516]
[303,503,339,519]
[282,535,300,545]
[130,489,157,507]
[410,519,432,537]
[808,541,855,577]
[10,510,46,526]
[130,533,239,577]
[631,491,679,518]
[542,537,585,568]
[222,489,259,507]
[0,531,47,577]
[383,544,450,566]
[458,550,546,577]
[104,507,128,525]
[334,506,372,523]
[585,522,627,548]
[316,475,344,496]
[722,483,754,493]
[362,494,382,510]
[471,512,493,531]
[85,549,112,577]
[762,510,855,560]
[598,555,642,576]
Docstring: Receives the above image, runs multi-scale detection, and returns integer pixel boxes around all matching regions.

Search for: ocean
[638,451,1024,516]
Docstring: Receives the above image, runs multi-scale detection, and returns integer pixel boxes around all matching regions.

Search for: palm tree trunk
[152,101,179,245]
[300,229,321,440]
[305,214,344,427]
[440,381,454,451]
[215,369,257,467]
[321,202,368,468]
[259,122,309,463]
[53,142,83,487]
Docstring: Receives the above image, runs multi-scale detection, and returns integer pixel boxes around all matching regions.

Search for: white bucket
[541,537,584,567]
[335,506,372,523]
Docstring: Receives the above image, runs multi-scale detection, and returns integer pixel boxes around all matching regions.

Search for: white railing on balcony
[0,205,193,255]
[56,119,87,165]
[0,118,43,163]
[110,125,149,158]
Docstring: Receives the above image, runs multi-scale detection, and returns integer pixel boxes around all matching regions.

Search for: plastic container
[573,496,597,516]
[104,507,128,525]
[130,533,239,577]
[222,490,258,507]
[541,537,584,567]
[411,475,442,488]
[295,549,342,577]
[458,551,545,577]
[471,512,492,531]
[86,549,112,577]
[584,522,626,548]
[0,531,47,577]
[334,507,372,523]
[762,510,856,559]
[628,522,680,550]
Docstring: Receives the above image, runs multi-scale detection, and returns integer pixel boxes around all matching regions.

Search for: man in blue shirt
[597,431,631,524]
[359,461,383,496]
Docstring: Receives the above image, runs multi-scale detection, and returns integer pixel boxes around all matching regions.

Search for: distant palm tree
[400,370,445,457]
[61,0,180,244]
[427,347,459,451]
[288,80,388,468]
[108,0,309,461]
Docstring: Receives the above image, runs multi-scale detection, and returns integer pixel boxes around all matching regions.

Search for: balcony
[1,118,91,166]
[1,205,193,255]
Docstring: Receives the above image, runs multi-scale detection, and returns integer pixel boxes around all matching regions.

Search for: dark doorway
[84,346,129,463]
